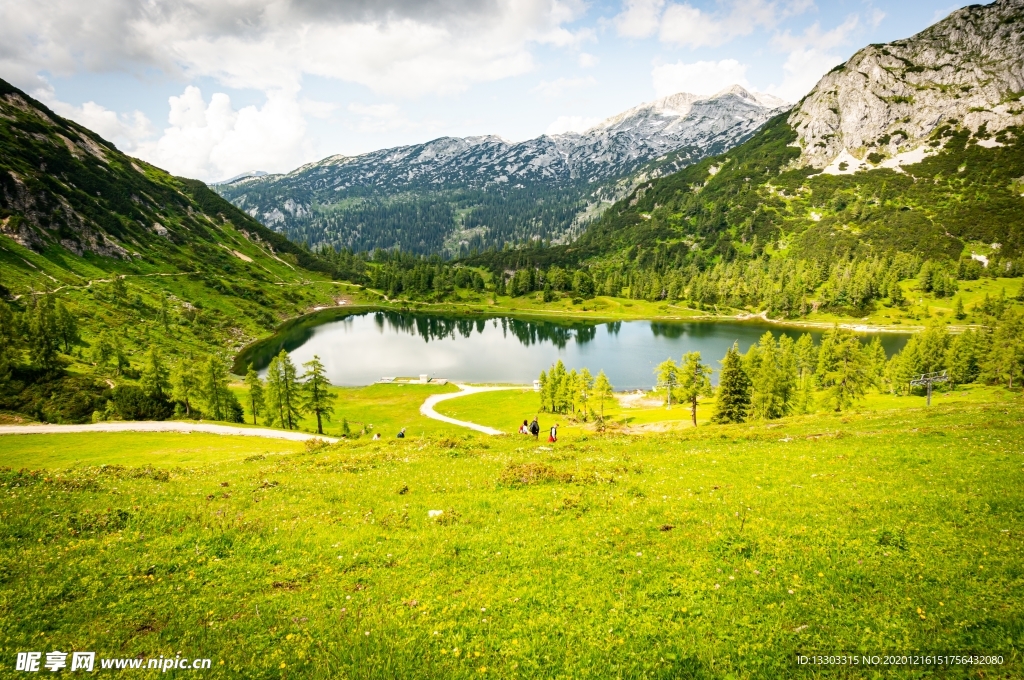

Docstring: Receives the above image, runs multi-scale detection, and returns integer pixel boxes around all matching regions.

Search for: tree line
[535,309,1024,427]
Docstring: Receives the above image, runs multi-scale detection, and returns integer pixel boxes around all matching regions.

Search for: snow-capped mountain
[215,86,788,255]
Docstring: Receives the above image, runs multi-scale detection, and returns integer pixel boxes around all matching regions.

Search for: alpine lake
[236,308,910,390]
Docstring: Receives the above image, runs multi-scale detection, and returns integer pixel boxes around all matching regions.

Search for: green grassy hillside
[1,399,1020,678]
[0,77,376,422]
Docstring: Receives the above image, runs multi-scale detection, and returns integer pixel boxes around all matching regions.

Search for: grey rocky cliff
[791,0,1024,170]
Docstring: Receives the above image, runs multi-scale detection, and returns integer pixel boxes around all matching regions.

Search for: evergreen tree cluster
[243,351,337,434]
[537,361,596,421]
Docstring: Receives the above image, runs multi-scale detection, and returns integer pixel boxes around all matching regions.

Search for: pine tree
[655,358,679,407]
[201,355,232,422]
[54,301,79,353]
[678,351,713,426]
[538,369,549,412]
[111,276,127,306]
[983,310,1024,389]
[866,336,888,383]
[751,333,786,419]
[954,296,966,320]
[820,335,874,412]
[302,355,336,435]
[27,297,59,370]
[946,329,981,385]
[0,300,15,391]
[578,368,594,420]
[593,370,613,421]
[266,350,302,429]
[244,364,265,425]
[712,343,751,424]
[172,358,199,417]
[140,347,170,399]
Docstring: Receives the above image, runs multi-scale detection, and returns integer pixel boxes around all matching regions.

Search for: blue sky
[0,0,975,182]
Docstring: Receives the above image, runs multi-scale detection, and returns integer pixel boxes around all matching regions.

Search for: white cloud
[870,8,886,29]
[614,0,665,38]
[531,76,597,99]
[130,86,313,182]
[658,0,812,48]
[0,0,590,98]
[651,59,749,97]
[545,115,600,135]
[577,52,599,68]
[37,91,155,152]
[0,0,595,180]
[767,15,860,102]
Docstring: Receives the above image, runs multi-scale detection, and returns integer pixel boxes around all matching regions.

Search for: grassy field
[229,383,461,439]
[0,432,305,469]
[434,383,1018,436]
[1,395,1021,678]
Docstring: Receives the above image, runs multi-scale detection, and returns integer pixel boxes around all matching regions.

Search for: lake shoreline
[234,299,941,372]
[232,302,916,384]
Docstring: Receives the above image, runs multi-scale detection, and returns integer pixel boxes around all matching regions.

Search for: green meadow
[1,391,1022,678]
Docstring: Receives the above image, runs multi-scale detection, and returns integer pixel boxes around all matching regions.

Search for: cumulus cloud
[766,15,859,101]
[128,86,313,182]
[577,52,599,68]
[651,59,749,97]
[545,115,601,135]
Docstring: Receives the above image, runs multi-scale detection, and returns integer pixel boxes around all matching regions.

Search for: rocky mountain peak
[791,0,1024,171]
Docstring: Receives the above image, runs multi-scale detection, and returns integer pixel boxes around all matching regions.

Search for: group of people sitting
[519,417,558,442]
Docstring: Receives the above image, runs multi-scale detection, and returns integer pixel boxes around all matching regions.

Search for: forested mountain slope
[0,77,359,423]
[455,1,1024,318]
[214,87,786,255]
[571,0,1024,267]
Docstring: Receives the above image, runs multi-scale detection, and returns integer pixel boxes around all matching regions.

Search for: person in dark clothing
[397,427,406,438]
[529,417,540,438]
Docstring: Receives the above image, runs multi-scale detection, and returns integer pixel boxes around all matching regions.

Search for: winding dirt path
[0,421,338,443]
[419,384,523,435]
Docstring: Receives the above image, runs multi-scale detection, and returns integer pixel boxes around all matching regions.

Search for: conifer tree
[266,350,302,429]
[593,370,613,421]
[820,335,874,412]
[140,347,170,399]
[983,310,1024,388]
[244,364,265,425]
[655,358,679,407]
[751,333,785,419]
[302,355,336,435]
[578,368,594,419]
[946,329,982,385]
[678,351,713,426]
[200,355,232,421]
[54,301,79,353]
[0,300,14,391]
[712,343,751,424]
[172,358,199,416]
[27,297,59,370]
[538,369,549,412]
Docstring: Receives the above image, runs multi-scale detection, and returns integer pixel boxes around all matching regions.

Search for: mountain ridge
[214,85,788,255]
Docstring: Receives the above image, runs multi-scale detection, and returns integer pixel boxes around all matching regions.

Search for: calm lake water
[240,311,909,390]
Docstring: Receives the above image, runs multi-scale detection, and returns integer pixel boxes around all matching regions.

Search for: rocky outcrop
[791,0,1024,170]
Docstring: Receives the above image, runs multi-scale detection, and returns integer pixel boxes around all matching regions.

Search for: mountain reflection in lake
[242,311,908,390]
